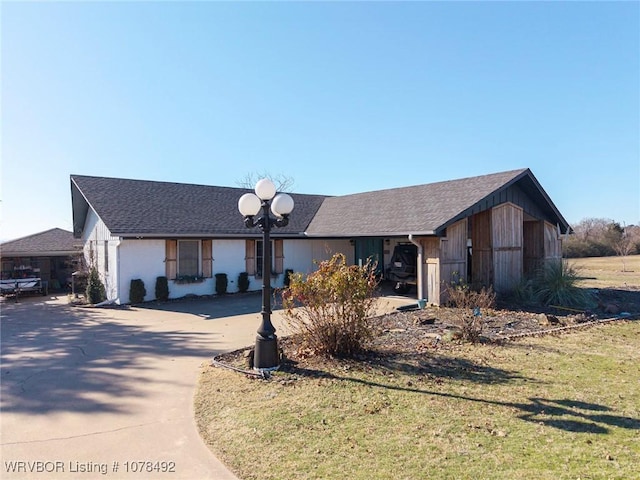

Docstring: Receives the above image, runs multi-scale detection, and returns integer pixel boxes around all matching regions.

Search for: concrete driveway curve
[0,292,414,479]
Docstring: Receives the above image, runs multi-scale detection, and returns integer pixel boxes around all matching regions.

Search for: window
[255,240,273,278]
[178,240,200,276]
[245,239,283,277]
[165,239,213,280]
[104,240,109,273]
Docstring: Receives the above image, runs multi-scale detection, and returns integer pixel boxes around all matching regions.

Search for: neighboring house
[0,228,81,290]
[70,168,571,305]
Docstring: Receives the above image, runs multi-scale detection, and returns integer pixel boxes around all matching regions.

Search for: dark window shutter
[274,239,284,274]
[245,240,255,275]
[202,239,213,277]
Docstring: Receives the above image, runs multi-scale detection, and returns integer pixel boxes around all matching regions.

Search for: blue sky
[1,1,638,242]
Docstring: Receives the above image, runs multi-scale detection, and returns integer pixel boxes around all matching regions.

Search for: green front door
[354,238,384,276]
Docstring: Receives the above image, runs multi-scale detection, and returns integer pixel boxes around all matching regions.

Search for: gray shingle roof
[0,228,80,257]
[305,168,569,236]
[71,176,328,238]
[70,168,570,239]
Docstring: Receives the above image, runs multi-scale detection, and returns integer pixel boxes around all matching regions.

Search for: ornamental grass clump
[281,253,379,358]
[534,259,592,308]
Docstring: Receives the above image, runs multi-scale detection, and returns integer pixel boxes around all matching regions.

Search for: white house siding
[116,238,354,303]
[208,239,353,294]
[118,239,246,303]
[283,239,353,276]
[81,210,120,300]
[211,240,247,293]
[117,239,168,303]
[81,223,355,304]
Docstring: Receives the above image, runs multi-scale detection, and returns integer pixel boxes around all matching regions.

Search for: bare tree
[572,217,612,242]
[236,172,295,192]
[613,224,635,272]
[563,217,636,258]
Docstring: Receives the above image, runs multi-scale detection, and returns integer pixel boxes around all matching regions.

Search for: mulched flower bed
[213,287,639,376]
[370,286,638,352]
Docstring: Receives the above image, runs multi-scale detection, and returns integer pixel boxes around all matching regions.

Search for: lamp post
[238,179,294,371]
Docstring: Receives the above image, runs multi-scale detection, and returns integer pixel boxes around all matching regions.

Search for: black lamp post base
[253,335,280,371]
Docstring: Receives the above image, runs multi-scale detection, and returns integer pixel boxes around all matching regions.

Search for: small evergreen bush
[86,267,106,304]
[73,271,89,296]
[238,272,250,293]
[129,278,146,304]
[215,273,228,295]
[155,276,169,301]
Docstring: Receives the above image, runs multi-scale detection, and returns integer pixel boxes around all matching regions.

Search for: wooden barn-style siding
[524,220,562,278]
[444,183,550,235]
[441,219,467,285]
[423,200,565,305]
[523,220,544,277]
[469,204,562,297]
[544,221,562,261]
[421,219,467,305]
[471,203,526,293]
[423,237,441,305]
[471,209,493,289]
[492,203,523,293]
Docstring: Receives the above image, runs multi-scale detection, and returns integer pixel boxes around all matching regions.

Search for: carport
[0,228,82,291]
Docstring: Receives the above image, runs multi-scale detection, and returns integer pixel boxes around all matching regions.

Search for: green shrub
[129,278,146,304]
[155,276,169,301]
[282,253,379,358]
[86,267,106,304]
[237,272,250,293]
[215,273,228,295]
[73,271,89,296]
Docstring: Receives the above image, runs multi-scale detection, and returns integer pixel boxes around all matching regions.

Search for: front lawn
[195,321,640,480]
[570,254,640,289]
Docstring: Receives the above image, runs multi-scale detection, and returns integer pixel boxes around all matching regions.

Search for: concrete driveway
[0,292,413,479]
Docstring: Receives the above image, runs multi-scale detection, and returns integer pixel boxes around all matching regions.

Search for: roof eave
[70,177,92,238]
[303,230,437,238]
[435,169,572,235]
[116,232,308,239]
[0,250,80,257]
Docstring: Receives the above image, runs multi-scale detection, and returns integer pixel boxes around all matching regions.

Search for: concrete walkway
[0,292,414,479]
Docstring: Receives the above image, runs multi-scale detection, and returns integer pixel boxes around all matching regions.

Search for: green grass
[195,322,640,480]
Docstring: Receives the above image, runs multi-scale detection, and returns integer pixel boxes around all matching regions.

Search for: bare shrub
[444,277,496,343]
[281,253,379,357]
[445,281,496,310]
